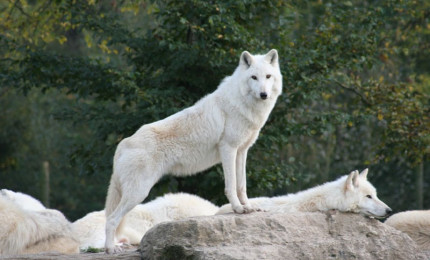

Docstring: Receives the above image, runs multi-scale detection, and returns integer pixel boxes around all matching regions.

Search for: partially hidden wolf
[217,169,392,218]
[385,210,430,250]
[74,193,218,250]
[0,190,79,255]
[104,50,282,253]
[0,189,45,211]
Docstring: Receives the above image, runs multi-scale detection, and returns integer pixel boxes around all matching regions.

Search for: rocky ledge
[2,211,430,260]
[140,211,430,260]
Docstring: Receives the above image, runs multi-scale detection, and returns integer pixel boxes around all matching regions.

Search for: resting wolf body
[385,210,430,250]
[0,194,79,255]
[217,169,392,218]
[74,193,219,249]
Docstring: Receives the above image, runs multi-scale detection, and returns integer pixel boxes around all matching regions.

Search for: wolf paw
[232,204,246,214]
[233,204,259,214]
[243,204,258,213]
[105,245,123,254]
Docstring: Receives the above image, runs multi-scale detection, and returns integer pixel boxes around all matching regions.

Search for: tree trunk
[416,160,424,209]
[42,161,50,208]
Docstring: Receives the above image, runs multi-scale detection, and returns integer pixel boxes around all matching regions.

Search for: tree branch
[333,80,372,106]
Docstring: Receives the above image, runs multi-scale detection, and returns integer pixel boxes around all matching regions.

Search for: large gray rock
[140,211,430,260]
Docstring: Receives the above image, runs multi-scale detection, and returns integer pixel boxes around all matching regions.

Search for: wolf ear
[345,170,360,191]
[359,168,369,179]
[240,51,253,69]
[265,49,278,65]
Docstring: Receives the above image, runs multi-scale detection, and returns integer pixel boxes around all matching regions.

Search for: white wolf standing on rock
[104,50,283,253]
[217,169,392,218]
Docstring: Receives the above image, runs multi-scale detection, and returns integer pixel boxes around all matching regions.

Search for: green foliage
[0,0,429,219]
[81,246,104,253]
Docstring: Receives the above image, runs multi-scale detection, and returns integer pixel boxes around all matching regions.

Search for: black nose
[260,92,268,99]
[386,208,392,215]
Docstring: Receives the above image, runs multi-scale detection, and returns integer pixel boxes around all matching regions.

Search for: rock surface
[0,250,140,260]
[140,211,430,260]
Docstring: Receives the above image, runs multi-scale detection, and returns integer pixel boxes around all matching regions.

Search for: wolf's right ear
[240,51,253,69]
[345,170,359,191]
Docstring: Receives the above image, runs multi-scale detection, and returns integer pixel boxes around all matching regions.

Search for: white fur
[0,196,79,255]
[217,169,392,218]
[385,210,430,250]
[0,189,46,211]
[104,50,282,253]
[75,193,218,250]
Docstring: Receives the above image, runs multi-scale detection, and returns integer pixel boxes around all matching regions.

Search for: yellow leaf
[58,36,67,45]
[379,76,384,83]
[348,122,353,127]
[377,114,383,121]
[84,33,92,48]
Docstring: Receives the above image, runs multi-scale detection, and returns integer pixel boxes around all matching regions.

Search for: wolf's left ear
[265,49,278,65]
[359,168,369,179]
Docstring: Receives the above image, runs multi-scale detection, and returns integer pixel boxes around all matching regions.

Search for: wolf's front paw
[243,204,265,213]
[243,204,256,213]
[233,204,257,214]
[250,206,266,212]
[232,204,246,214]
[105,245,123,254]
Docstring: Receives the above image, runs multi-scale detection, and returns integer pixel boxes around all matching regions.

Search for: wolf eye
[266,74,271,79]
[251,75,257,80]
[366,195,372,199]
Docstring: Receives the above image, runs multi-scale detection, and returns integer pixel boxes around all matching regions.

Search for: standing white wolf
[104,50,282,253]
[217,169,392,218]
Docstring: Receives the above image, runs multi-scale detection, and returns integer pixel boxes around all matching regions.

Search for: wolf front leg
[236,148,255,212]
[220,143,245,213]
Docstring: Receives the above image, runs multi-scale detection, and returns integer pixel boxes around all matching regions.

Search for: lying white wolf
[385,210,430,250]
[0,191,79,255]
[105,50,282,253]
[0,189,46,211]
[217,169,392,218]
[74,193,219,249]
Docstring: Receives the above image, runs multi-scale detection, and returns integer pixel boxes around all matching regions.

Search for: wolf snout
[260,92,268,99]
[386,207,393,215]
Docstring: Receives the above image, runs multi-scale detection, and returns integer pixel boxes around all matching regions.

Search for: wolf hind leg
[105,175,158,254]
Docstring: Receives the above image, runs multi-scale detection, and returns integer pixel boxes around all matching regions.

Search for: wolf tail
[105,176,130,241]
[105,176,121,218]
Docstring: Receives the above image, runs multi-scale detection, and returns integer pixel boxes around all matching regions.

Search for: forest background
[0,0,429,221]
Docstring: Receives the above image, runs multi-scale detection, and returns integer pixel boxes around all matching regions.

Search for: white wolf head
[0,189,46,211]
[238,49,282,101]
[343,169,392,218]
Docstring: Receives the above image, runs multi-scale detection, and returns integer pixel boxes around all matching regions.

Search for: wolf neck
[272,176,350,212]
